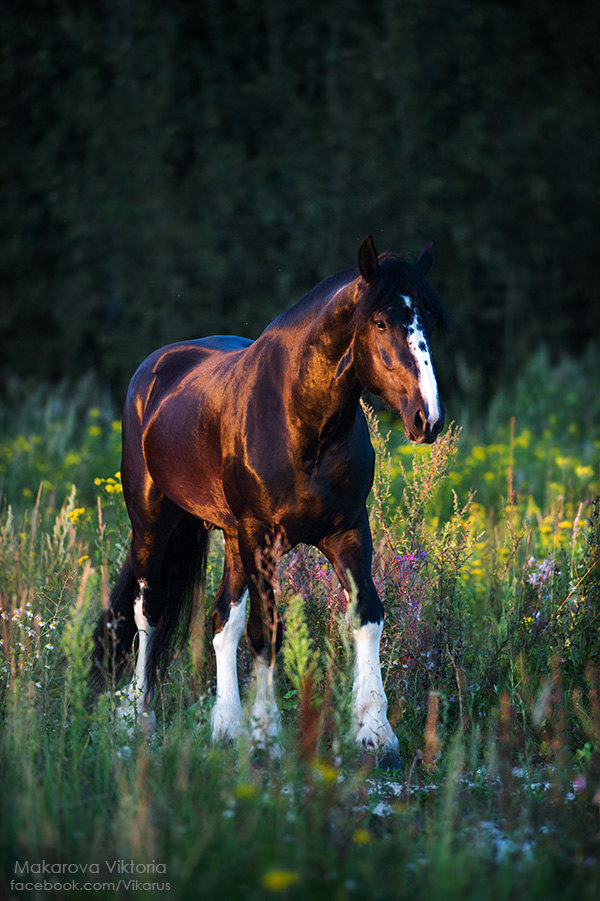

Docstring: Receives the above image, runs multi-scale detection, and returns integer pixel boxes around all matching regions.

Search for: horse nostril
[414,409,426,433]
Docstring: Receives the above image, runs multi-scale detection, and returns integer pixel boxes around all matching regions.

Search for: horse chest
[235,442,371,542]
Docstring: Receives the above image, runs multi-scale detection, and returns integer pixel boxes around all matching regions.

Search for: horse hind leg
[115,578,157,735]
[114,491,189,735]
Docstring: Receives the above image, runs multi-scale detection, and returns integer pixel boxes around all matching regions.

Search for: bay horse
[91,235,447,766]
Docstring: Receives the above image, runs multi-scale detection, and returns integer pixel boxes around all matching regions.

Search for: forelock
[354,254,449,329]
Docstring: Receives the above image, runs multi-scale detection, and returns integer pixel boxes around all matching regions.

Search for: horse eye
[374,318,387,331]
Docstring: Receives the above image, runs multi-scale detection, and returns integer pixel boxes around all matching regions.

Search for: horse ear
[416,240,434,275]
[358,234,379,283]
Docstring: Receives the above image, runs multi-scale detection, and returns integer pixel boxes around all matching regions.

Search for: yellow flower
[261,870,300,892]
[234,782,257,799]
[471,446,486,462]
[66,507,86,524]
[352,829,372,845]
[312,760,338,784]
[87,425,101,437]
[515,429,532,448]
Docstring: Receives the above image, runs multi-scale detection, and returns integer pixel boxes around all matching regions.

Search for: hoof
[357,746,402,773]
[250,743,284,767]
[376,749,403,772]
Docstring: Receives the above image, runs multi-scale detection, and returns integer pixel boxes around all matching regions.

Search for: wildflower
[352,829,372,845]
[261,869,300,892]
[94,475,123,495]
[394,550,426,578]
[527,558,555,587]
[14,435,32,453]
[312,760,338,784]
[66,507,86,524]
[87,425,102,437]
[573,774,587,794]
[235,783,258,799]
[515,429,532,448]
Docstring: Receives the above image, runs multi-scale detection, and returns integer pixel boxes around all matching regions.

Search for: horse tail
[89,515,209,694]
[146,514,210,689]
[90,555,139,692]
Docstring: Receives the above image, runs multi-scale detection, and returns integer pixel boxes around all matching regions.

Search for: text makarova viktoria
[14,860,167,875]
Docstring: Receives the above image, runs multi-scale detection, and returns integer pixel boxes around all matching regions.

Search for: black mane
[357,253,449,331]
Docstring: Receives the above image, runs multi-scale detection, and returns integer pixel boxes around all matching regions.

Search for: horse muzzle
[403,402,446,445]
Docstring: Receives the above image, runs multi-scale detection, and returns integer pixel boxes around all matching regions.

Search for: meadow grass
[1,349,600,900]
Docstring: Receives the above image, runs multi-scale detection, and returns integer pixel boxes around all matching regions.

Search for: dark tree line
[1,0,598,404]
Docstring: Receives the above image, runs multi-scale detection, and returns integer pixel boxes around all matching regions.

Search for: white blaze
[402,295,441,428]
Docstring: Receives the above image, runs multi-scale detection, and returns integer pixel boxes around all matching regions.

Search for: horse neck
[283,278,363,429]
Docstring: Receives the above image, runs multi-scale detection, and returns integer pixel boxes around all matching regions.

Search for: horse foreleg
[210,538,248,742]
[351,619,399,759]
[211,590,248,742]
[320,514,401,767]
[249,651,282,755]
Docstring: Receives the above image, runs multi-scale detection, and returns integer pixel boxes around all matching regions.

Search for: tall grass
[1,350,599,899]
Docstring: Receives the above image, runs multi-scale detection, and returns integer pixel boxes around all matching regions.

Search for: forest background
[1,0,599,405]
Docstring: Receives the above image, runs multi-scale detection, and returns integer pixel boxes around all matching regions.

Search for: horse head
[353,235,447,444]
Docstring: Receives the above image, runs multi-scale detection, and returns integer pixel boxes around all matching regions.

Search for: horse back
[127,336,253,423]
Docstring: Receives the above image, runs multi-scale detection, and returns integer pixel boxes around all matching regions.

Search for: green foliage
[281,593,320,696]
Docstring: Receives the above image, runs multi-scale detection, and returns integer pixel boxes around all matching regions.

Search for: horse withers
[91,235,448,766]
